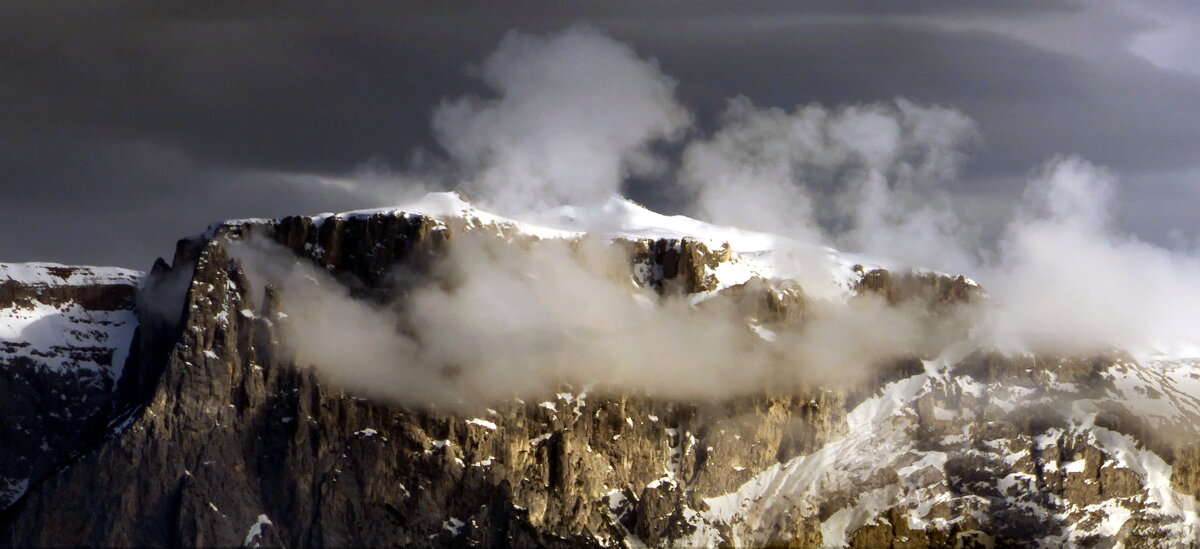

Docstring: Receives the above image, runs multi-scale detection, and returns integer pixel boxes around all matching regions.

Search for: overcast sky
[3,0,1200,269]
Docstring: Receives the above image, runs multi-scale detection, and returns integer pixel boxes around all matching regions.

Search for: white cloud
[431,23,691,214]
[678,95,978,274]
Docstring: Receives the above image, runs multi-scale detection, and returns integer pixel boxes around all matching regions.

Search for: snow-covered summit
[393,191,821,255]
[0,263,141,287]
[0,262,139,374]
[289,191,888,299]
[317,191,784,250]
[0,262,140,508]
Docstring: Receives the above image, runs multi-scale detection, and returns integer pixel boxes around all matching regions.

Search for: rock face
[689,352,1200,547]
[0,264,140,509]
[2,200,1200,547]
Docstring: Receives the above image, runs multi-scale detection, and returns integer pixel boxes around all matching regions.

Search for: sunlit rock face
[2,196,1200,547]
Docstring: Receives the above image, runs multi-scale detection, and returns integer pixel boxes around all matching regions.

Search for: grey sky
[2,0,1199,268]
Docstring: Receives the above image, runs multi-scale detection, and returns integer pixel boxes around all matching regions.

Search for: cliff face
[0,264,140,510]
[0,213,853,547]
[2,202,1200,547]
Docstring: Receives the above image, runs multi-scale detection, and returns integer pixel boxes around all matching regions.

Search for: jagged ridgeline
[3,197,1200,547]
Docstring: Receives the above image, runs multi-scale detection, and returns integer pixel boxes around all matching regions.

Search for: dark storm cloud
[2,0,1199,268]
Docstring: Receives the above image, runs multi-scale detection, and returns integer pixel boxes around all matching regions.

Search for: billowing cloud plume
[675,89,1200,358]
[679,96,979,274]
[431,24,691,213]
[984,156,1200,356]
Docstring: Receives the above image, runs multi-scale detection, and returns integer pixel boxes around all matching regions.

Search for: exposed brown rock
[854,266,981,306]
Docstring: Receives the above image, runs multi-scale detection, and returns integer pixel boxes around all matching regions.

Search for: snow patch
[243,514,273,547]
[466,418,498,430]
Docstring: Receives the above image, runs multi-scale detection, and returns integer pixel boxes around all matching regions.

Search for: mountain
[1,193,1199,547]
[0,263,139,508]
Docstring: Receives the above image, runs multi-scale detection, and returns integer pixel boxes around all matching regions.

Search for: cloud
[676,89,1200,358]
[671,83,1200,359]
[678,95,979,274]
[429,24,691,213]
[983,156,1200,356]
[228,231,959,409]
[8,4,1200,270]
[211,28,989,408]
[83,21,1179,415]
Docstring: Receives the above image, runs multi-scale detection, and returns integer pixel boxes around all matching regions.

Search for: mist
[214,24,1200,407]
[228,231,966,408]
